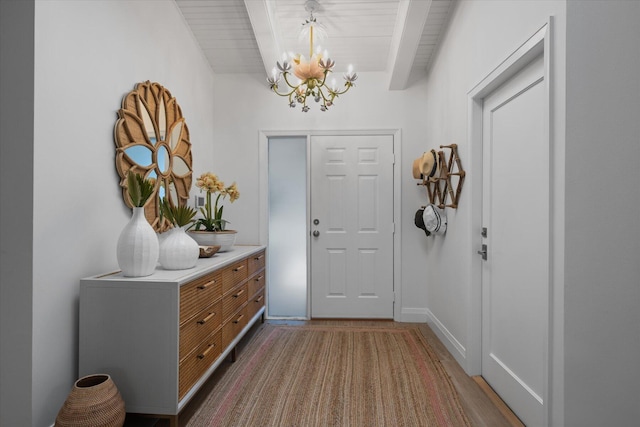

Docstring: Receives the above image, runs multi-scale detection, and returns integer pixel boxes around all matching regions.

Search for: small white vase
[117,207,159,277]
[159,226,199,270]
[188,230,237,252]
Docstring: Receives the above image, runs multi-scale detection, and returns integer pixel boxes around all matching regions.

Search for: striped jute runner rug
[187,323,471,427]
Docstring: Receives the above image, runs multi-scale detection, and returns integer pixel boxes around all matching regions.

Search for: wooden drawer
[222,259,248,294]
[178,329,222,400]
[180,271,222,325]
[222,282,248,322]
[248,289,265,320]
[248,250,266,275]
[222,305,249,349]
[179,300,222,363]
[248,271,265,298]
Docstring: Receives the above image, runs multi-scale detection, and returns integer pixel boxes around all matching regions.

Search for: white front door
[481,54,548,426]
[310,134,394,318]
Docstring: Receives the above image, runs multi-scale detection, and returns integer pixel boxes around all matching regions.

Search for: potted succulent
[116,172,159,277]
[188,172,240,252]
[158,198,199,270]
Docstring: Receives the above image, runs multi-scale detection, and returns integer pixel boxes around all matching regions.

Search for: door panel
[481,54,548,426]
[311,135,394,318]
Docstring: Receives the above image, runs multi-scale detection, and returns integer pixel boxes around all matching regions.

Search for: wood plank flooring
[125,320,522,427]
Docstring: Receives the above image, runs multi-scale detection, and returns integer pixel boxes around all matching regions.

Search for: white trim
[467,19,553,424]
[426,308,467,365]
[400,307,428,323]
[259,129,402,321]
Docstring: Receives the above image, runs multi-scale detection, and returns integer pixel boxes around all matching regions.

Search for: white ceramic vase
[188,230,237,252]
[116,207,159,277]
[159,226,199,270]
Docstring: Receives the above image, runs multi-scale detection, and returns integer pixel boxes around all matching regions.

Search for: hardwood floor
[125,319,522,427]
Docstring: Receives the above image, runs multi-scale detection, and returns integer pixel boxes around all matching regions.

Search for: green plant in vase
[126,171,155,207]
[159,198,197,228]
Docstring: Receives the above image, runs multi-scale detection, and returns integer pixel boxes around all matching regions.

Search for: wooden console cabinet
[79,246,266,426]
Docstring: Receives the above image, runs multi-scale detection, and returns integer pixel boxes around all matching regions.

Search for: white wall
[421,1,567,425]
[425,0,640,425]
[564,1,640,425]
[2,1,216,425]
[210,71,431,321]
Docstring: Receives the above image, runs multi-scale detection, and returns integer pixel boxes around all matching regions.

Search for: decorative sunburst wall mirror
[114,81,193,232]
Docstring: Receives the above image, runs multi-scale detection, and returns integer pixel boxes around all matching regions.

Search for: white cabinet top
[82,245,265,285]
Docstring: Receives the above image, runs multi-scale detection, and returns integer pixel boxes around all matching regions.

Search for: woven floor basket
[55,374,125,427]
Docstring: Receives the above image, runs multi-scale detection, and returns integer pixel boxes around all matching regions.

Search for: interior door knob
[477,244,487,261]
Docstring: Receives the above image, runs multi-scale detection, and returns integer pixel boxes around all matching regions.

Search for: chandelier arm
[281,73,301,90]
[318,70,330,87]
[316,86,333,104]
[331,83,354,96]
[271,87,298,97]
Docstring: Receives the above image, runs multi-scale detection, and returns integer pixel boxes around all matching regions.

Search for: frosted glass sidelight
[268,137,307,317]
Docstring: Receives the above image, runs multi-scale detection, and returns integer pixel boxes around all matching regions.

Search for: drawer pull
[254,254,264,261]
[232,289,245,298]
[255,275,264,282]
[197,280,216,290]
[255,295,264,303]
[197,343,216,359]
[232,314,244,324]
[233,265,245,272]
[197,312,216,325]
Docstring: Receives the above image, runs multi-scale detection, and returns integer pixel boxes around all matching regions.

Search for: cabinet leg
[168,414,178,427]
[229,346,237,362]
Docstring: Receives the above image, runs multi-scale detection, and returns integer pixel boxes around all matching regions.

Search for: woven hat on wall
[412,150,438,180]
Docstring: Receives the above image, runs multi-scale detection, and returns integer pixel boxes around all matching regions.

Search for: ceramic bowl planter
[188,230,237,252]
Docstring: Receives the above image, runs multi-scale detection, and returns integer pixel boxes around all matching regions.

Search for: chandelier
[267,0,357,112]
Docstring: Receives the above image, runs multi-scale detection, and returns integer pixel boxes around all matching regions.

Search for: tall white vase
[116,207,159,277]
[159,226,199,270]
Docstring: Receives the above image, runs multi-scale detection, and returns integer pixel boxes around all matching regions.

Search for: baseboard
[398,307,429,323]
[425,309,467,368]
[472,376,525,427]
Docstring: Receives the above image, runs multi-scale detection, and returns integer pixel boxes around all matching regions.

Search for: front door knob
[313,230,320,237]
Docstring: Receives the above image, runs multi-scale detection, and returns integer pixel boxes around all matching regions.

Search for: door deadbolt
[313,219,320,225]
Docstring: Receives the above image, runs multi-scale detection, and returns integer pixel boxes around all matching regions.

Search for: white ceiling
[175,0,454,90]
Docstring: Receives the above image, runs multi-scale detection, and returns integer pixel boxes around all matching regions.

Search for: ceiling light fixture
[267,0,357,112]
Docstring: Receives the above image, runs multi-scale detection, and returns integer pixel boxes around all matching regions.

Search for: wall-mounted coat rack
[417,144,465,209]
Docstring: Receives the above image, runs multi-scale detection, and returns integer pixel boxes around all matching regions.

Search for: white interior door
[310,134,394,318]
[481,54,548,426]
